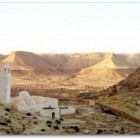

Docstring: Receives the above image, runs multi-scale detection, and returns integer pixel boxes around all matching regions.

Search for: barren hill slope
[90,53,131,69]
[0,51,60,76]
[115,54,140,91]
[117,68,140,91]
[79,53,134,79]
[41,53,111,73]
[124,53,140,68]
[62,53,110,72]
[0,54,6,61]
[0,51,140,87]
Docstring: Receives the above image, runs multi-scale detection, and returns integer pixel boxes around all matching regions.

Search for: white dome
[19,90,30,98]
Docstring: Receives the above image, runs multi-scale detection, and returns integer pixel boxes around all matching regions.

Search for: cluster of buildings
[0,63,75,119]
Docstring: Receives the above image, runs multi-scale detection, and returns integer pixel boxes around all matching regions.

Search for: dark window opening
[52,112,55,119]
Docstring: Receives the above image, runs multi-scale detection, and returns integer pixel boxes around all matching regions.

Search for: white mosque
[0,63,75,119]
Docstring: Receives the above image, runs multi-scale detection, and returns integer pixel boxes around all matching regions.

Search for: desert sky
[0,3,140,54]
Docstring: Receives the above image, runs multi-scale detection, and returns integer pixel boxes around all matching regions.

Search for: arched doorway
[52,112,55,119]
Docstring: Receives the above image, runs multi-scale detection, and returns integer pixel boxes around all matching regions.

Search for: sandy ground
[0,100,140,135]
[12,74,118,91]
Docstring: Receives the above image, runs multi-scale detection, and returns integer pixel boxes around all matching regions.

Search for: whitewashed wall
[60,106,76,115]
[0,71,12,105]
[11,90,76,118]
[40,108,60,119]
[11,94,59,116]
[32,96,59,109]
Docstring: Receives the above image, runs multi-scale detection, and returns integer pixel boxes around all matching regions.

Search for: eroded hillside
[0,51,140,88]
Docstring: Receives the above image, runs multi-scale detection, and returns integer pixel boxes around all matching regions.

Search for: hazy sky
[0,3,140,54]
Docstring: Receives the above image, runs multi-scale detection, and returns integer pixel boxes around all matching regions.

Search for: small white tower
[0,63,12,105]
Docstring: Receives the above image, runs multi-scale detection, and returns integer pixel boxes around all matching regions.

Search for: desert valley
[0,51,140,92]
[0,51,140,135]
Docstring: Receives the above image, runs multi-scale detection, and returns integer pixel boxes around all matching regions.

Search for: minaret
[0,63,12,106]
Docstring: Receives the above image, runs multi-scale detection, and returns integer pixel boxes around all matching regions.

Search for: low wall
[40,106,76,118]
[40,108,60,119]
[60,106,76,115]
[95,102,140,125]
